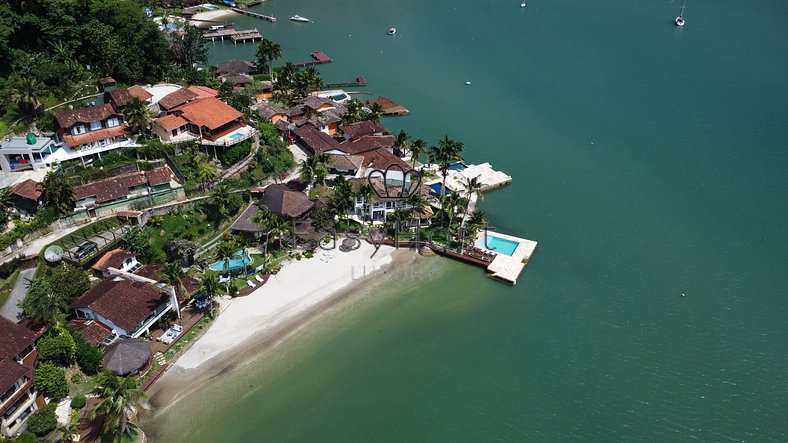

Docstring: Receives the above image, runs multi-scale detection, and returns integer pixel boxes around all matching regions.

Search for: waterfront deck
[424,162,513,196]
[294,51,333,67]
[230,7,276,22]
[203,28,262,43]
[325,76,367,87]
[368,96,409,115]
[478,232,537,285]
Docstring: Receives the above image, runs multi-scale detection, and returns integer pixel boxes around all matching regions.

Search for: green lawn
[0,269,21,310]
[147,210,213,253]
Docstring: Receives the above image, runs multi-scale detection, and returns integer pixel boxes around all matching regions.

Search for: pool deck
[476,232,537,285]
[424,162,512,196]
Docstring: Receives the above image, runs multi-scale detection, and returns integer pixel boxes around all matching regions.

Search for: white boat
[520,2,526,7]
[290,14,311,22]
[388,27,396,35]
[675,0,686,26]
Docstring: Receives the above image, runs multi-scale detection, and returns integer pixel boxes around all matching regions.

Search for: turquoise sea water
[142,0,788,440]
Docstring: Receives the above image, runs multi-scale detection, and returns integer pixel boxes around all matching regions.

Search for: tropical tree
[91,371,145,439]
[409,138,427,167]
[340,99,363,125]
[428,135,465,206]
[215,240,237,276]
[209,183,233,220]
[18,277,65,325]
[298,154,329,192]
[120,227,150,260]
[0,188,14,231]
[255,38,282,78]
[268,215,291,250]
[329,176,354,224]
[388,208,409,235]
[354,184,375,226]
[123,97,151,135]
[41,171,74,215]
[462,176,483,213]
[199,272,222,314]
[197,159,218,191]
[365,103,384,123]
[393,130,410,157]
[171,24,208,68]
[9,75,45,115]
[162,261,186,298]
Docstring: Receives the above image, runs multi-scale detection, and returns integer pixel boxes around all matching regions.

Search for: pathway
[0,268,35,321]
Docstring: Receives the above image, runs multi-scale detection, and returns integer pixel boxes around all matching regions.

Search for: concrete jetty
[230,7,276,22]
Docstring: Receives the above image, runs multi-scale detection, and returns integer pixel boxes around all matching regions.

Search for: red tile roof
[187,85,219,100]
[156,115,188,132]
[69,319,112,347]
[0,358,31,394]
[292,124,341,154]
[216,60,257,75]
[258,184,315,219]
[74,167,172,203]
[158,88,199,110]
[107,88,133,108]
[176,97,243,131]
[91,248,137,273]
[10,179,43,201]
[339,135,396,155]
[339,121,386,139]
[71,277,170,333]
[0,316,36,361]
[145,167,172,186]
[128,85,153,101]
[360,147,411,172]
[62,124,129,147]
[56,103,119,128]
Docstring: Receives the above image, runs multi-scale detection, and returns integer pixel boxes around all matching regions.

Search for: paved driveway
[0,268,35,322]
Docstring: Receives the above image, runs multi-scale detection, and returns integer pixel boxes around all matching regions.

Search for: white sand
[172,242,395,371]
[189,9,238,25]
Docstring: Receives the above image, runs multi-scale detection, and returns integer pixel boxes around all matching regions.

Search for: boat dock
[230,7,276,22]
[368,96,409,115]
[294,51,333,67]
[203,28,262,43]
[325,76,367,88]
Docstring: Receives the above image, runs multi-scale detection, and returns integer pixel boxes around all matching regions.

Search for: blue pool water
[449,161,467,171]
[208,250,252,271]
[229,133,244,140]
[476,235,519,256]
[428,183,451,196]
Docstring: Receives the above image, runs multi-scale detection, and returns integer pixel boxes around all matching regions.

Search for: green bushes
[37,333,76,366]
[221,142,251,166]
[26,404,57,436]
[73,335,103,375]
[0,207,59,250]
[34,363,68,401]
[14,432,39,443]
[70,395,87,409]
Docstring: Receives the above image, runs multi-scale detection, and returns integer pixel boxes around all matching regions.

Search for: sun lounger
[255,274,265,283]
[247,280,256,288]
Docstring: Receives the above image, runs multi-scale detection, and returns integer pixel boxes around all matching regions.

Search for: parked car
[76,241,98,259]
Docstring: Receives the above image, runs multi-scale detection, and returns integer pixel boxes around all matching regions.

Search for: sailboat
[675,0,686,27]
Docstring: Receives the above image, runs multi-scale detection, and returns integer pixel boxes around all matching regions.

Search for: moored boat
[675,0,687,26]
[290,14,311,22]
[388,27,396,35]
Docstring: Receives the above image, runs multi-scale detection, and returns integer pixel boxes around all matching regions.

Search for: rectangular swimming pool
[476,235,519,256]
[229,133,244,140]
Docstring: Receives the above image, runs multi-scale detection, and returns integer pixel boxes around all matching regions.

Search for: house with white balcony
[51,103,135,165]
[0,134,59,172]
[349,177,434,225]
[0,317,40,438]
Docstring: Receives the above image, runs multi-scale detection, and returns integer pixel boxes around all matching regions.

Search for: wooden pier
[325,76,366,88]
[367,96,409,115]
[231,7,276,22]
[294,51,333,67]
[203,28,262,43]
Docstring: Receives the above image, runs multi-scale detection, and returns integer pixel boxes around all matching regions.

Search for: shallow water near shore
[142,0,787,440]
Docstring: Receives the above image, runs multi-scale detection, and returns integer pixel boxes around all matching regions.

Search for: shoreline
[144,243,417,416]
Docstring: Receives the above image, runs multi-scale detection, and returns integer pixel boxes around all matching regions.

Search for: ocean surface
[142,0,788,440]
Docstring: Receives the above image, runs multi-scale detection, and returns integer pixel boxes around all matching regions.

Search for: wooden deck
[294,51,333,67]
[368,96,410,115]
[203,28,262,43]
[231,7,276,22]
[325,76,367,87]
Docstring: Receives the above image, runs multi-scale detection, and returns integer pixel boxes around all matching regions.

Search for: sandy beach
[189,9,238,27]
[146,243,414,409]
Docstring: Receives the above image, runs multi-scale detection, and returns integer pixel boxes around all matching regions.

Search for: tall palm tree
[215,240,237,277]
[197,160,217,191]
[18,277,65,325]
[298,154,329,192]
[162,261,186,299]
[268,215,291,250]
[209,183,233,219]
[41,171,75,215]
[366,103,384,123]
[255,38,282,78]
[199,272,222,314]
[428,135,465,206]
[124,97,150,136]
[253,206,273,265]
[461,176,483,214]
[394,130,410,157]
[354,184,375,226]
[407,192,430,242]
[341,99,362,125]
[91,371,145,438]
[409,138,427,168]
[302,66,324,94]
[388,208,408,235]
[10,75,45,115]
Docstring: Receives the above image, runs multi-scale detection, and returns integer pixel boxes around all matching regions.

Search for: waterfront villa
[231,184,316,238]
[215,59,257,76]
[0,317,40,438]
[54,103,133,156]
[350,177,433,225]
[70,274,179,339]
[0,134,59,172]
[153,94,255,147]
[338,120,386,140]
[73,166,177,211]
[326,154,365,177]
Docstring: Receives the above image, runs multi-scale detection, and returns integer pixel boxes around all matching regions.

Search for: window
[90,121,101,131]
[106,117,120,128]
[72,125,86,135]
[98,139,108,147]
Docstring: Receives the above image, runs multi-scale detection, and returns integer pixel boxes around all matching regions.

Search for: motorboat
[389,27,396,35]
[675,0,686,27]
[520,2,526,7]
[290,14,311,22]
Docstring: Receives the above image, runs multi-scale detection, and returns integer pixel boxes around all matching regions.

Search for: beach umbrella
[102,338,152,376]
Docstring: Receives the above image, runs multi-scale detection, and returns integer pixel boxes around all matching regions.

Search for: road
[0,268,35,322]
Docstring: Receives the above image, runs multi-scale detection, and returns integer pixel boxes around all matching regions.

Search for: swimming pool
[229,133,244,140]
[476,235,519,256]
[449,161,468,171]
[208,250,252,271]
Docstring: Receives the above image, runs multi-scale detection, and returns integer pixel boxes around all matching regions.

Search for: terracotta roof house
[359,146,411,172]
[339,135,396,155]
[326,154,365,177]
[54,103,132,153]
[257,184,315,219]
[292,124,341,154]
[216,60,257,75]
[186,85,219,100]
[154,96,253,146]
[0,317,39,438]
[71,275,177,338]
[157,88,199,111]
[91,249,140,277]
[69,319,113,347]
[73,166,175,208]
[339,120,387,140]
[128,85,154,102]
[105,88,133,109]
[9,179,43,215]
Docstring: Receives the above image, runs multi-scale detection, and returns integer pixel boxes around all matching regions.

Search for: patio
[149,305,206,355]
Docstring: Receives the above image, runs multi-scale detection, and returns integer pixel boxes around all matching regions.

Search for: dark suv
[76,241,98,259]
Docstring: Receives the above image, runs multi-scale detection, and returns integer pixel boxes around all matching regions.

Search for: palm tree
[199,272,222,314]
[91,370,145,438]
[268,215,291,250]
[215,240,237,277]
[388,208,408,236]
[120,227,150,260]
[354,184,375,226]
[197,160,218,191]
[41,171,75,215]
[461,176,483,215]
[124,97,151,136]
[255,38,282,78]
[409,138,427,168]
[365,103,384,123]
[302,66,324,94]
[298,154,329,193]
[341,99,362,125]
[209,183,233,220]
[162,261,186,299]
[0,188,14,231]
[394,130,410,157]
[10,75,45,115]
[172,24,208,68]
[428,135,465,206]
[18,277,66,325]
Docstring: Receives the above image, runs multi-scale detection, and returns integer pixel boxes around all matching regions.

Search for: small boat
[520,2,526,7]
[290,14,311,22]
[675,0,686,27]
[465,81,471,85]
[388,27,396,35]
